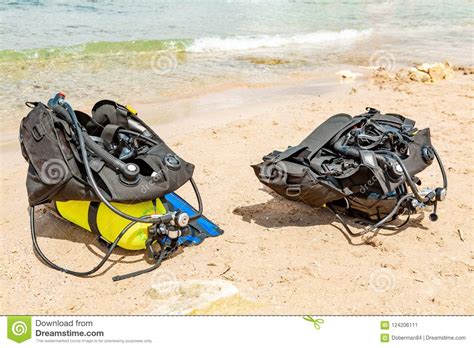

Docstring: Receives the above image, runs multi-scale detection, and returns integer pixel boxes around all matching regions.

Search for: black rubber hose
[375,150,432,203]
[327,204,365,237]
[328,194,412,236]
[118,129,204,221]
[432,146,448,190]
[188,178,203,221]
[61,102,171,224]
[112,248,165,281]
[370,194,412,230]
[30,206,138,277]
[52,104,73,125]
[82,132,135,177]
[333,136,361,158]
[333,136,387,163]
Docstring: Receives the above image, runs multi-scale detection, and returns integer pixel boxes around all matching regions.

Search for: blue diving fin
[164,192,223,246]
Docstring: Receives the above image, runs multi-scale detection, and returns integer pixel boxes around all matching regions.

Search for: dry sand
[0,68,473,315]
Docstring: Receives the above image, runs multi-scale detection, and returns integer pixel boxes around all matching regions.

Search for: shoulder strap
[301,113,352,160]
[100,124,122,144]
[270,114,353,164]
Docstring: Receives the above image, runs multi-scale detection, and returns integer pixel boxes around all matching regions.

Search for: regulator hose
[112,248,165,282]
[118,129,204,221]
[30,206,139,277]
[333,136,387,164]
[60,101,172,224]
[333,136,444,204]
[375,150,447,203]
[82,131,139,181]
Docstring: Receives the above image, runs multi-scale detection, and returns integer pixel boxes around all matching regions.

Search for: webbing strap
[303,114,353,160]
[271,145,306,163]
[87,202,101,235]
[272,114,353,164]
[100,124,122,144]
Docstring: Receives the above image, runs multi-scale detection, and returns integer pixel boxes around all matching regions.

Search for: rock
[454,65,474,75]
[428,61,453,82]
[416,63,431,73]
[412,61,454,83]
[408,67,431,82]
[371,67,396,81]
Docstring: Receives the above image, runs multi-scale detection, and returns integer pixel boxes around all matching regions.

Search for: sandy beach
[1,66,473,315]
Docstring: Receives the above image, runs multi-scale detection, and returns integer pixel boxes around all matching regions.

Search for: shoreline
[2,61,469,143]
[0,67,354,143]
[1,43,471,129]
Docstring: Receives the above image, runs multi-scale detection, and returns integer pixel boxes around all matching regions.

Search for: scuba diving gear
[252,107,447,236]
[20,92,222,280]
[51,191,222,250]
[22,95,194,205]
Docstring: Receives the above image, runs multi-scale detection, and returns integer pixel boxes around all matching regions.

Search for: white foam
[187,29,372,53]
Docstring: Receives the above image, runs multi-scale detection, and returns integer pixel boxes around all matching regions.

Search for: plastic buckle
[286,185,302,197]
[365,107,379,114]
[32,124,45,141]
[125,104,138,116]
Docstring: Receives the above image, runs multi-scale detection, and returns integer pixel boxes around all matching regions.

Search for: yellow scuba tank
[54,200,167,250]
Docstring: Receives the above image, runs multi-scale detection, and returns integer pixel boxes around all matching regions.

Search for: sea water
[0,0,472,122]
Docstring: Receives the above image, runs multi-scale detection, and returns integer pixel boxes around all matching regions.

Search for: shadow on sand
[233,190,428,246]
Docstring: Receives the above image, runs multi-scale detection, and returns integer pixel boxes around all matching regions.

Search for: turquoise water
[0,0,472,121]
[1,0,472,60]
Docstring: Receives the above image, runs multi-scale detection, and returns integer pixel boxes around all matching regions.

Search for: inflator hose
[30,208,167,280]
[82,131,138,180]
[333,136,386,163]
[334,136,447,204]
[117,129,204,221]
[60,102,172,224]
